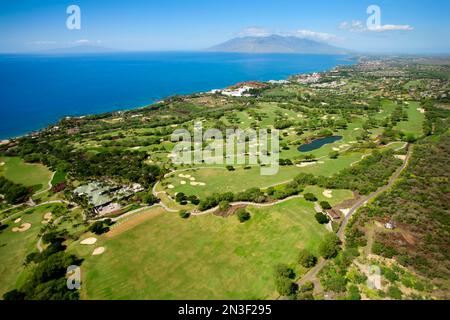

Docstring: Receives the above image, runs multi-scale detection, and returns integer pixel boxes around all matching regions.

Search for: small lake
[297,136,343,152]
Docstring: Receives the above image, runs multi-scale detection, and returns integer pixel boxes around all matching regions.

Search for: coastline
[1,53,357,141]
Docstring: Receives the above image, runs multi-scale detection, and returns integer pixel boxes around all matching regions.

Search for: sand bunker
[14,218,22,223]
[340,208,350,216]
[180,180,186,185]
[41,212,52,224]
[92,247,106,256]
[395,155,407,161]
[167,184,175,189]
[332,147,340,151]
[80,237,97,245]
[417,108,426,114]
[190,181,206,186]
[189,177,196,181]
[178,174,191,178]
[322,190,333,198]
[296,162,316,168]
[0,162,5,166]
[12,223,31,233]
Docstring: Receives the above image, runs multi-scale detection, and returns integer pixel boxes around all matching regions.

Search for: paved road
[296,145,412,289]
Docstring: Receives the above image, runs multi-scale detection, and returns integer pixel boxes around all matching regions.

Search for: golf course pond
[297,135,343,152]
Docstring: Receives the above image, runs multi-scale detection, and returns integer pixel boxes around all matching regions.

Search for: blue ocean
[0,52,354,139]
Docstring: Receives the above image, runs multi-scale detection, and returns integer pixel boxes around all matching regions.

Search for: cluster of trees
[294,149,402,195]
[4,231,82,300]
[10,139,165,189]
[0,176,32,204]
[198,188,266,211]
[89,219,114,235]
[174,192,199,205]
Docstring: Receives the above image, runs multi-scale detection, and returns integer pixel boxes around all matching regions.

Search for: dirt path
[33,171,56,197]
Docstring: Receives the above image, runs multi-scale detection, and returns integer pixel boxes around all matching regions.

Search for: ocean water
[0,52,354,139]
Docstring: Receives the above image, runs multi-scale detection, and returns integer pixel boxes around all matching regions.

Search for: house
[326,208,341,222]
[385,221,396,230]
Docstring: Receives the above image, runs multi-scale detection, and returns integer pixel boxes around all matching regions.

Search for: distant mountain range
[207,35,351,55]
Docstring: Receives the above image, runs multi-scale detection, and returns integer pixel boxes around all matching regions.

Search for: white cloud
[289,29,340,42]
[339,20,414,32]
[371,24,414,32]
[75,39,91,44]
[237,27,340,43]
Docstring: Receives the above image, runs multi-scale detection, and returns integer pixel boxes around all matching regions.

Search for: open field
[75,199,329,299]
[0,157,53,192]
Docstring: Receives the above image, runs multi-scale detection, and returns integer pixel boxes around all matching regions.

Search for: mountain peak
[207,35,350,55]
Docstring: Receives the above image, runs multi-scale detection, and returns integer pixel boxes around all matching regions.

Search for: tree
[320,201,332,210]
[304,193,317,202]
[274,264,295,279]
[315,212,330,224]
[347,285,361,300]
[236,208,251,223]
[89,221,110,235]
[179,210,190,219]
[387,285,403,300]
[275,277,298,296]
[318,233,340,259]
[329,151,339,159]
[219,200,230,211]
[298,249,317,268]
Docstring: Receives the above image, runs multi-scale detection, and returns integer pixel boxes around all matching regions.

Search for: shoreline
[1,53,357,141]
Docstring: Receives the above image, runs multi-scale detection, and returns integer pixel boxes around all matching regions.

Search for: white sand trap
[180,180,186,185]
[41,212,52,224]
[189,177,196,181]
[14,218,22,223]
[340,144,350,148]
[354,128,360,131]
[318,161,325,164]
[322,190,333,198]
[80,237,97,245]
[167,184,175,189]
[131,146,141,150]
[0,162,4,166]
[395,155,407,161]
[296,162,316,168]
[12,223,31,233]
[349,141,357,144]
[92,247,105,256]
[417,108,426,114]
[198,182,206,186]
[332,147,340,151]
[178,174,191,178]
[340,208,350,216]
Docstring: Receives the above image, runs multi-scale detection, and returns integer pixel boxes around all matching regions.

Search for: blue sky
[0,0,449,53]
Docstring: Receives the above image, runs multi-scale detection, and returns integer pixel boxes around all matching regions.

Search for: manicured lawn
[77,199,329,300]
[0,203,65,296]
[395,102,425,136]
[163,152,364,198]
[0,157,52,192]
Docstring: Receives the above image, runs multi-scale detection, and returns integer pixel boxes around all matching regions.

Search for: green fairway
[394,101,425,136]
[0,204,65,296]
[0,157,52,192]
[77,199,329,300]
